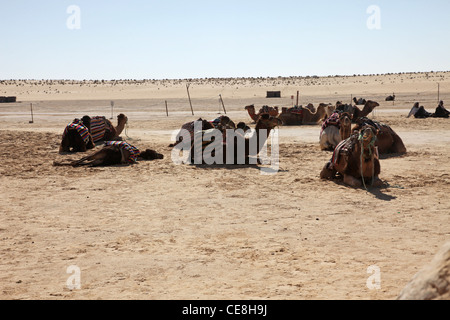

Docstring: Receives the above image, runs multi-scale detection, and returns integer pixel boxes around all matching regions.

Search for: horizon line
[1,70,449,82]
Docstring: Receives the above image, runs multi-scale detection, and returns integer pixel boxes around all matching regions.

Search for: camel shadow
[192,163,262,172]
[379,152,408,160]
[366,186,397,201]
[326,178,397,201]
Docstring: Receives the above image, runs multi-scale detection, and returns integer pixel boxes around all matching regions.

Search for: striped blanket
[321,112,340,136]
[104,141,140,164]
[289,108,303,115]
[63,120,91,145]
[90,116,114,142]
[331,136,354,166]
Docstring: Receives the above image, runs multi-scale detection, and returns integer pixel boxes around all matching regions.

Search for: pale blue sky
[1,0,449,79]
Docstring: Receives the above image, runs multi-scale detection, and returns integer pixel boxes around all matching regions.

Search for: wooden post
[219,94,227,114]
[438,83,440,103]
[110,101,114,119]
[165,100,169,117]
[29,103,34,124]
[186,83,194,116]
[296,91,299,107]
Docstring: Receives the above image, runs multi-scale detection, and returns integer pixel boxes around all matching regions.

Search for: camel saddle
[330,135,356,167]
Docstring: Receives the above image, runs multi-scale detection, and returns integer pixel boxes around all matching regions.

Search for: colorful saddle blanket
[90,116,114,142]
[321,112,340,135]
[331,135,355,166]
[63,120,91,145]
[104,141,140,164]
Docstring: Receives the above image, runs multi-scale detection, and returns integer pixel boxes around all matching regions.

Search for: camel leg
[343,174,362,188]
[70,150,107,167]
[372,176,383,187]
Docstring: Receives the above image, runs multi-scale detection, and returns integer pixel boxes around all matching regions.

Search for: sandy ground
[0,72,449,300]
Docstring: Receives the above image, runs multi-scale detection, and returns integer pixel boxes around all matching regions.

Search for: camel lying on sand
[278,103,334,126]
[320,125,382,188]
[59,119,95,153]
[352,117,407,155]
[245,105,279,122]
[353,97,367,105]
[81,114,128,143]
[183,114,282,165]
[335,100,379,122]
[320,112,352,151]
[54,141,163,167]
[386,95,396,101]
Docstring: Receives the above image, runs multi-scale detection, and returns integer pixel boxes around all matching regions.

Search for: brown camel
[191,114,283,165]
[352,101,379,121]
[353,97,367,105]
[59,119,95,153]
[278,103,332,126]
[82,114,128,143]
[386,95,396,101]
[245,105,279,122]
[320,125,382,188]
[54,141,163,167]
[340,112,352,141]
[352,117,407,155]
[169,118,215,148]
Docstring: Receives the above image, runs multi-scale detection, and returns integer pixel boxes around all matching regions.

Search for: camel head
[81,115,91,129]
[245,104,255,111]
[358,125,378,156]
[117,113,128,125]
[339,112,352,125]
[140,149,164,160]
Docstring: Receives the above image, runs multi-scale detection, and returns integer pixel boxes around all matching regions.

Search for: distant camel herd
[54,98,448,189]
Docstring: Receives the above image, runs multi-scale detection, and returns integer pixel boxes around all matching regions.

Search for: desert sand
[0,72,449,300]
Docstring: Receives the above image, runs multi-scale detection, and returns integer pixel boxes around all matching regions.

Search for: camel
[169,118,215,148]
[320,125,382,188]
[54,141,163,167]
[245,105,279,122]
[59,119,95,153]
[320,112,352,151]
[386,95,396,101]
[190,114,283,165]
[352,100,379,121]
[278,103,333,126]
[82,114,128,143]
[353,97,367,105]
[302,103,331,125]
[352,117,407,155]
[210,115,236,130]
[336,101,355,114]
